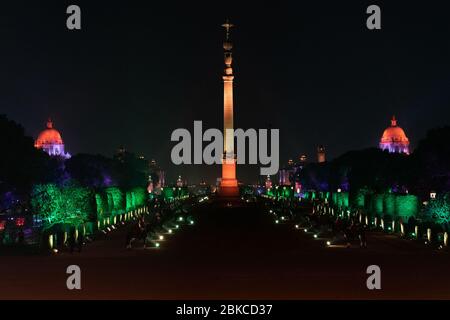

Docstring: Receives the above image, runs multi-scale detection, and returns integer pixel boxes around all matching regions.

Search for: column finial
[221,19,234,41]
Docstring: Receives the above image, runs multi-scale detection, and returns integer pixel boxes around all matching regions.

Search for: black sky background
[1,1,450,184]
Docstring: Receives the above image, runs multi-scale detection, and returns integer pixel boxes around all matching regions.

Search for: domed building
[379,116,410,155]
[35,118,71,159]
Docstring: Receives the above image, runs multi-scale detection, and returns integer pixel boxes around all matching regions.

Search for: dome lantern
[391,115,397,127]
[46,118,53,129]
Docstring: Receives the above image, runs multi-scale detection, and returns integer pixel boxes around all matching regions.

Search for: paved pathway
[1,201,450,299]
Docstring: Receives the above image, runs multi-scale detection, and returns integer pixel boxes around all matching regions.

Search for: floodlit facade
[35,119,71,159]
[379,116,410,155]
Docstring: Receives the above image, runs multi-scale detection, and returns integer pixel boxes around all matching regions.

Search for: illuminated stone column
[219,20,239,196]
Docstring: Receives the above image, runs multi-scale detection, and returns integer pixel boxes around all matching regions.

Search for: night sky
[2,1,450,184]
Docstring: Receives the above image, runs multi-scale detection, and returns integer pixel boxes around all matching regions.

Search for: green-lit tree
[31,184,63,228]
[60,182,94,226]
[132,187,147,208]
[106,187,124,215]
[423,193,450,228]
[31,182,93,230]
[126,190,135,211]
[95,192,109,219]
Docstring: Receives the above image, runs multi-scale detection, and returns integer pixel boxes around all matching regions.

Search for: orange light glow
[34,119,64,148]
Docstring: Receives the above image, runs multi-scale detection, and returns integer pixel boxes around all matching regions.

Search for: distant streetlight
[337,188,342,193]
[430,191,437,200]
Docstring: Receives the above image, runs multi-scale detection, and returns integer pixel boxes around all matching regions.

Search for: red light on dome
[379,115,410,154]
[0,221,5,231]
[35,127,63,148]
[35,118,64,148]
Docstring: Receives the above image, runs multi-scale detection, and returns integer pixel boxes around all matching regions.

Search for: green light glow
[353,187,370,208]
[395,195,419,220]
[423,193,450,225]
[31,182,93,229]
[384,194,396,216]
[333,192,349,208]
[105,187,124,215]
[95,193,108,219]
[126,187,146,211]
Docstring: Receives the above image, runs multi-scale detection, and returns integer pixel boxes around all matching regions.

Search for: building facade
[34,119,71,159]
[379,116,410,155]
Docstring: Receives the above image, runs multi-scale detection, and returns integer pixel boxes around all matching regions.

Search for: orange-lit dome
[35,119,63,148]
[379,116,410,154]
[34,119,71,158]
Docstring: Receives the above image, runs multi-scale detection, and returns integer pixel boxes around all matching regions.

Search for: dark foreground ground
[1,200,450,299]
